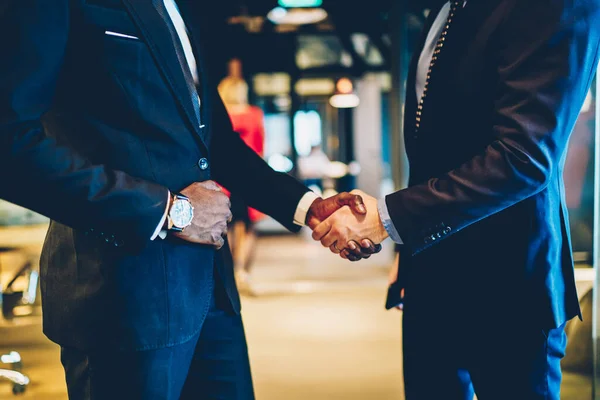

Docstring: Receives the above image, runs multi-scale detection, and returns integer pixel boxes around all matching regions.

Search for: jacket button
[198,158,209,170]
[114,239,124,247]
[105,235,114,244]
[443,227,452,235]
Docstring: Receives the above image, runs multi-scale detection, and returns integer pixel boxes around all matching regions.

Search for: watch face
[171,199,194,228]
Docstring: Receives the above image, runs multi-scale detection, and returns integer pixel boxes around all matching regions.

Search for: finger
[199,180,222,191]
[320,233,338,248]
[360,240,383,254]
[336,192,366,214]
[312,219,332,241]
[345,241,371,259]
[330,243,341,254]
[346,242,376,258]
[347,253,360,262]
[340,250,349,260]
[351,194,366,215]
[320,228,343,248]
[346,247,372,260]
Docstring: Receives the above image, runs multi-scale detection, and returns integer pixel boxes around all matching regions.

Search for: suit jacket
[387,0,600,328]
[0,0,309,350]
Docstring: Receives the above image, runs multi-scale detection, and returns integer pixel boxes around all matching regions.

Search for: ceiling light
[267,7,328,25]
[330,78,360,108]
[336,78,354,94]
[278,0,323,7]
[329,94,360,109]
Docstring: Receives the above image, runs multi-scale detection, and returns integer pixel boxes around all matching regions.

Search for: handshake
[305,191,389,261]
[173,182,388,261]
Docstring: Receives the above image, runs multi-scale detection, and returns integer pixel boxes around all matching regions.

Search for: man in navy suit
[313,0,600,398]
[0,1,380,398]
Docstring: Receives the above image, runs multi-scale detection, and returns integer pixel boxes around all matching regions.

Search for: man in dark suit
[0,1,380,398]
[313,0,600,398]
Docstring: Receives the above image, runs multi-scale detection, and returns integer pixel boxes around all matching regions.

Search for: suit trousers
[60,275,254,400]
[402,286,568,400]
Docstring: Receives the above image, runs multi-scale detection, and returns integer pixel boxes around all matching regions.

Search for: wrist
[375,208,389,244]
[378,220,390,243]
[163,192,174,230]
[305,197,323,225]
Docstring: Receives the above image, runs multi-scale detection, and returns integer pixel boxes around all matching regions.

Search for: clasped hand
[311,190,388,260]
[305,191,383,261]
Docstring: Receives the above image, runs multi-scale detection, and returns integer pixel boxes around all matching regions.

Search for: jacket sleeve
[385,0,600,255]
[0,1,169,252]
[210,91,309,232]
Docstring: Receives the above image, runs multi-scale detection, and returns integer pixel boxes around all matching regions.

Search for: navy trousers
[402,292,568,400]
[60,281,254,400]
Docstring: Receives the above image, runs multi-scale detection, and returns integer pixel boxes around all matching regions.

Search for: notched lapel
[120,0,208,152]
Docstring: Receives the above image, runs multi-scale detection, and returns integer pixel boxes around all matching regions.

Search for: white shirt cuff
[151,191,171,240]
[378,198,403,244]
[293,192,321,226]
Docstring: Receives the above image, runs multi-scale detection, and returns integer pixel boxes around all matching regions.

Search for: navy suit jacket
[0,0,309,350]
[388,0,600,328]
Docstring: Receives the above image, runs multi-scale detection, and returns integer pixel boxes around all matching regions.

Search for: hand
[306,193,381,260]
[340,239,383,262]
[306,192,366,229]
[174,181,233,249]
[312,190,388,253]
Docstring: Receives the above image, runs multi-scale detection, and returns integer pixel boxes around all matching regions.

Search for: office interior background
[0,0,598,398]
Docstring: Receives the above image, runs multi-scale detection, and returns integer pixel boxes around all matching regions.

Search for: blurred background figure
[218,58,266,296]
[297,144,332,195]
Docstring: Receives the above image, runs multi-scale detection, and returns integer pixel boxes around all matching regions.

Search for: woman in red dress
[218,59,266,295]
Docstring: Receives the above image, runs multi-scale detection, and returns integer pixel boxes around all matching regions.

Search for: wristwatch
[167,193,194,233]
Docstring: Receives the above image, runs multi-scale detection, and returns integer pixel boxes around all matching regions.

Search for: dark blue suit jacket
[0,0,309,350]
[387,0,600,328]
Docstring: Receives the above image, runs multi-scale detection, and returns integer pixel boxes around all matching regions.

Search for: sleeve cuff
[378,198,403,244]
[293,192,321,226]
[151,191,171,240]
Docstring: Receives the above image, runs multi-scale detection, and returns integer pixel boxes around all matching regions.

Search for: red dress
[222,106,266,223]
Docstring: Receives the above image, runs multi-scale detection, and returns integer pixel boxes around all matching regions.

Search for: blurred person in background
[298,144,332,194]
[0,2,380,399]
[311,1,600,399]
[218,58,266,296]
[298,144,333,194]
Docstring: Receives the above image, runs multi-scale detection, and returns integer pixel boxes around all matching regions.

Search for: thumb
[339,193,366,215]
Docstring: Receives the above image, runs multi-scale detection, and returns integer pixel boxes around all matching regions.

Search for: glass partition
[563,83,596,400]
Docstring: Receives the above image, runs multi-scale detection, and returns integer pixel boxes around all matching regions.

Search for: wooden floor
[0,232,593,399]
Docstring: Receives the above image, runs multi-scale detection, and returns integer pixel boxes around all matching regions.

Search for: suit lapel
[174,1,214,149]
[120,0,208,153]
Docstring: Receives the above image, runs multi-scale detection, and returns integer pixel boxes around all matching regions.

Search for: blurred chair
[0,352,29,395]
[0,248,39,395]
